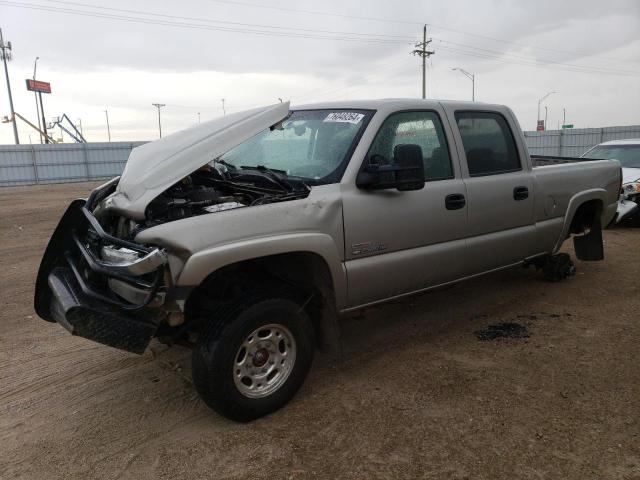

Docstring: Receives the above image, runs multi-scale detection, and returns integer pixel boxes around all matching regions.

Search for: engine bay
[97,164,311,240]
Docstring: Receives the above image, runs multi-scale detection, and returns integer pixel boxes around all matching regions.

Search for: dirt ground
[1,182,639,480]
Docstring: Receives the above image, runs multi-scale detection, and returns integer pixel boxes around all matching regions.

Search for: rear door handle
[445,193,466,210]
[513,186,529,201]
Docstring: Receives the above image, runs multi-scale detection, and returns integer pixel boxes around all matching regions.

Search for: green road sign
[562,124,574,129]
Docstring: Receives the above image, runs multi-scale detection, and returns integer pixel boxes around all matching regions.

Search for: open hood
[108,101,291,219]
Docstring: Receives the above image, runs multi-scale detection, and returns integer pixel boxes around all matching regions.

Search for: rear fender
[552,189,607,254]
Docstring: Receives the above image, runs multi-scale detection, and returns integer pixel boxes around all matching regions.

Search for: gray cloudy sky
[1,0,639,143]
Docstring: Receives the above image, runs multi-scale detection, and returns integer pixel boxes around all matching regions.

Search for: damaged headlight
[100,245,167,275]
[101,245,140,264]
[622,181,639,196]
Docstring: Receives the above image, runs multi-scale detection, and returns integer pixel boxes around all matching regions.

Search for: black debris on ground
[474,322,530,341]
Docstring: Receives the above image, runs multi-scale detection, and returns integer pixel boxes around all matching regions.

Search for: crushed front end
[34,178,169,354]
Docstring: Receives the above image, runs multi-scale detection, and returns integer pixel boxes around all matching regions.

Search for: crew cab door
[449,108,537,272]
[342,109,468,308]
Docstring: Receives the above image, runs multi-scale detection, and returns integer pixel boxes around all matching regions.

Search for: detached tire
[542,253,576,282]
[192,295,315,422]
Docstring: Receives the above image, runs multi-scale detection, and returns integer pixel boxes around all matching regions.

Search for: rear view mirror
[356,144,426,191]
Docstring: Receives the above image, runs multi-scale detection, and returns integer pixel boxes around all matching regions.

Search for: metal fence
[523,124,640,157]
[0,141,146,186]
[1,124,639,186]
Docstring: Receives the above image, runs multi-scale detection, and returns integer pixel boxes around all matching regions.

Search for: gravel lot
[1,182,639,480]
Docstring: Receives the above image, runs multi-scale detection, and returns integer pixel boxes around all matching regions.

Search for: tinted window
[455,112,521,176]
[368,111,453,181]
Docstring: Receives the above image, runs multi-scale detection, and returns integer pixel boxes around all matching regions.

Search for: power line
[436,44,640,77]
[426,24,639,66]
[294,56,412,104]
[0,1,415,45]
[38,0,418,41]
[202,0,640,65]
[435,38,639,76]
[204,0,422,26]
[3,0,639,78]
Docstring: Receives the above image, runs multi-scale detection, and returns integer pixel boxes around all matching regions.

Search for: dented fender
[176,232,347,309]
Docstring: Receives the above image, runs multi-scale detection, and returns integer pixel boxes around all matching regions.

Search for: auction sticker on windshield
[323,112,365,124]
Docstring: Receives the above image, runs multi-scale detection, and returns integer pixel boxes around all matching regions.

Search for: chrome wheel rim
[233,324,297,398]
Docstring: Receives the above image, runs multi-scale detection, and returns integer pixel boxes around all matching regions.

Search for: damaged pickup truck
[35,99,622,421]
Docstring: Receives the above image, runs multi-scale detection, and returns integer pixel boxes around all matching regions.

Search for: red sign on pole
[25,79,52,94]
[536,120,545,132]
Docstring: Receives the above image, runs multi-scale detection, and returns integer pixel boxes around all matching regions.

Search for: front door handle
[445,193,466,210]
[513,186,529,201]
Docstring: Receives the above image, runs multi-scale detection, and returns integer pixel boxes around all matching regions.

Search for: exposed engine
[99,164,311,241]
[145,183,241,222]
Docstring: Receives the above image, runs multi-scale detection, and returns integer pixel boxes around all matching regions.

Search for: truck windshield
[583,145,640,168]
[216,109,372,184]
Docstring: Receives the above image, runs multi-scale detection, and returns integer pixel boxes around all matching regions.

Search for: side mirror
[356,144,426,191]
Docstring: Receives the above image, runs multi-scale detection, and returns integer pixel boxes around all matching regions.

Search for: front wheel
[191,295,315,422]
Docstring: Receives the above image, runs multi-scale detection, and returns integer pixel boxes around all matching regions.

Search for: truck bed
[531,155,603,167]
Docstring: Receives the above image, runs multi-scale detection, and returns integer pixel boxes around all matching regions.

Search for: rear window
[455,112,521,176]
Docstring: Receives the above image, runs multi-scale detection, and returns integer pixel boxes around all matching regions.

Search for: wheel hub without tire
[233,324,297,398]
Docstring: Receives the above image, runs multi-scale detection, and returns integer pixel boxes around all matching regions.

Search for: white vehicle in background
[582,139,640,224]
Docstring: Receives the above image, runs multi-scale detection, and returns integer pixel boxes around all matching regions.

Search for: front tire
[192,295,315,422]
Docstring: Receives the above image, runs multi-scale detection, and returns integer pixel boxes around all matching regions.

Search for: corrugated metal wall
[523,125,640,157]
[1,124,639,186]
[0,142,146,186]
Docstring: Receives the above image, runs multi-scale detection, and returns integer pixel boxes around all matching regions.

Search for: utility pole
[33,56,42,143]
[152,103,165,138]
[221,98,226,115]
[197,112,201,124]
[103,109,111,141]
[0,28,19,144]
[411,25,434,99]
[77,118,83,135]
[563,108,566,126]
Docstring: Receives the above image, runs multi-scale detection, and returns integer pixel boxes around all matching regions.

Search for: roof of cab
[292,98,498,111]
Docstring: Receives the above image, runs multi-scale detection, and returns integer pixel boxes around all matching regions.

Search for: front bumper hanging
[34,181,167,354]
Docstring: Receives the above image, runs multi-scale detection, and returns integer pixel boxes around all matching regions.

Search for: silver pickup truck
[35,99,621,421]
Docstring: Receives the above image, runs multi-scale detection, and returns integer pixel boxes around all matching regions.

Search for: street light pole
[544,106,548,130]
[152,103,165,138]
[33,56,43,144]
[103,109,111,142]
[0,28,19,144]
[221,98,226,116]
[537,91,556,129]
[452,67,475,101]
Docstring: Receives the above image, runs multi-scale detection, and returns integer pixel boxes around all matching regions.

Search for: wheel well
[183,252,338,349]
[568,199,602,235]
